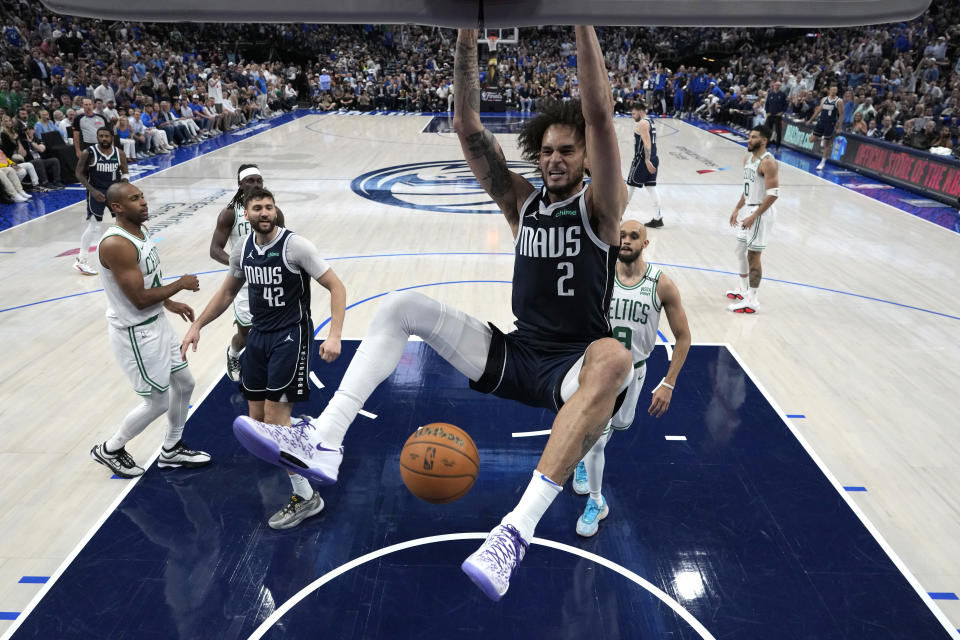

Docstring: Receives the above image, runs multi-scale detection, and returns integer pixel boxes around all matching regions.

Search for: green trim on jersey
[614,263,651,290]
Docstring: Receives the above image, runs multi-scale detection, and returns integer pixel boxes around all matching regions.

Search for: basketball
[399,423,479,504]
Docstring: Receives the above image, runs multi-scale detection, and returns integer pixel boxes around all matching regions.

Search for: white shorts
[108,313,187,396]
[610,361,647,431]
[737,205,776,252]
[233,286,252,327]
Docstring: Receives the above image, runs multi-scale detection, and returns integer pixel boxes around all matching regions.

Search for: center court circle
[248,533,717,640]
[351,160,542,214]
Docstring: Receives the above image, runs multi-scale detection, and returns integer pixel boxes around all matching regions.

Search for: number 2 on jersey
[263,287,285,307]
[557,262,574,296]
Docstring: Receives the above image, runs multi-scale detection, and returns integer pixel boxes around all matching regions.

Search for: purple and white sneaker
[232,415,343,485]
[461,524,529,601]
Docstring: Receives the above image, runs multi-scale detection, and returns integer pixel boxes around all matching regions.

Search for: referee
[72,97,107,159]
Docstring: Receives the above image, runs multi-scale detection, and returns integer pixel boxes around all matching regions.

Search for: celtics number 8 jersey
[99,225,164,328]
[608,264,662,364]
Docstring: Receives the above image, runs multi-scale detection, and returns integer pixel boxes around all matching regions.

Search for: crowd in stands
[1,0,958,200]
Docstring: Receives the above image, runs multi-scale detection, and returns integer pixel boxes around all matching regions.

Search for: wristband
[121,173,130,181]
[659,378,674,391]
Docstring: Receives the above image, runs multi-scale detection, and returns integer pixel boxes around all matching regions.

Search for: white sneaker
[728,298,759,314]
[816,160,825,171]
[232,415,344,484]
[158,440,212,468]
[17,192,32,200]
[461,524,529,601]
[12,193,29,202]
[75,259,98,276]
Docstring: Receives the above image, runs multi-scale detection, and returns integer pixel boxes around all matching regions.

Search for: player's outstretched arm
[453,28,533,234]
[100,236,199,310]
[180,274,243,359]
[316,268,346,363]
[575,26,627,241]
[649,274,690,418]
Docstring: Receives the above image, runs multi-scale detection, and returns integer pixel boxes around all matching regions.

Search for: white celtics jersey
[228,203,252,250]
[608,264,663,365]
[743,151,773,206]
[99,225,164,328]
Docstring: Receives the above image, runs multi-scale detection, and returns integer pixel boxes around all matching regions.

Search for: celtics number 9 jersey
[99,225,165,328]
[608,265,662,364]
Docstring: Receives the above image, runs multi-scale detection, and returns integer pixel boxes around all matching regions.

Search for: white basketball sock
[647,186,661,218]
[163,367,195,449]
[584,430,610,504]
[316,291,491,447]
[501,469,563,542]
[290,474,314,499]
[227,344,240,357]
[748,287,759,303]
[739,276,749,291]
[627,185,637,202]
[107,390,169,452]
[78,218,101,264]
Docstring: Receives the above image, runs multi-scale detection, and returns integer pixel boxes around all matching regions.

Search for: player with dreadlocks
[209,164,286,381]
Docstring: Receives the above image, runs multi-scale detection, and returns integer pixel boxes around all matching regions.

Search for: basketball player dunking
[625,100,662,227]
[209,164,286,382]
[230,26,632,601]
[75,126,128,276]
[806,82,844,171]
[726,124,780,313]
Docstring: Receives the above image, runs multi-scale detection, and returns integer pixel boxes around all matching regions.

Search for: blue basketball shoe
[576,496,609,537]
[572,461,589,495]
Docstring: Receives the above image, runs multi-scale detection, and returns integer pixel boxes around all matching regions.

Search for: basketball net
[486,35,499,51]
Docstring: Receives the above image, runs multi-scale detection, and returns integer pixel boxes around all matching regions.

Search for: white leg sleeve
[106,390,170,451]
[584,430,610,498]
[164,366,195,449]
[735,241,749,274]
[627,185,637,202]
[79,218,102,262]
[647,185,661,215]
[319,291,492,446]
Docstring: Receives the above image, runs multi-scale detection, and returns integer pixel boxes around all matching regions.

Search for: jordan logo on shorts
[284,334,294,342]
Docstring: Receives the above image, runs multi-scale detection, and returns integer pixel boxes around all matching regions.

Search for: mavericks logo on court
[351,160,542,214]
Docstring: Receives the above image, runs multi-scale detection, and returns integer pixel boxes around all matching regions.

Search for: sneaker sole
[232,416,337,484]
[461,559,506,601]
[157,457,212,469]
[268,497,325,530]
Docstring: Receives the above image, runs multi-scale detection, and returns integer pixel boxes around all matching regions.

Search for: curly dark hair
[517,99,586,166]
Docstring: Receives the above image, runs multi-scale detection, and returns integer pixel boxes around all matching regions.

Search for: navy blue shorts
[470,324,624,413]
[627,153,659,186]
[86,192,113,220]
[240,319,312,403]
[812,121,836,139]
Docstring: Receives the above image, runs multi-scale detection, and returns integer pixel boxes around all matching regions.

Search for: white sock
[739,276,749,291]
[584,430,610,504]
[289,474,314,499]
[501,470,563,542]
[648,186,661,218]
[106,390,169,452]
[163,367,195,449]
[227,343,240,357]
[78,218,101,264]
[627,185,637,202]
[748,287,759,303]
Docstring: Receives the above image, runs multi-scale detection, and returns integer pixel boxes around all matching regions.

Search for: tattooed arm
[453,29,534,237]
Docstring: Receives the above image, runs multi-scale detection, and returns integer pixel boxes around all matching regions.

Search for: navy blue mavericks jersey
[512,185,618,343]
[241,229,311,332]
[87,145,121,190]
[633,117,657,161]
[818,97,841,128]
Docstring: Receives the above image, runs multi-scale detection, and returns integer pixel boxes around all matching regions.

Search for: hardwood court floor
[0,112,957,635]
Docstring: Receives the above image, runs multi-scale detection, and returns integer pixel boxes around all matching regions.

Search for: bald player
[90,182,212,479]
[571,217,691,537]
